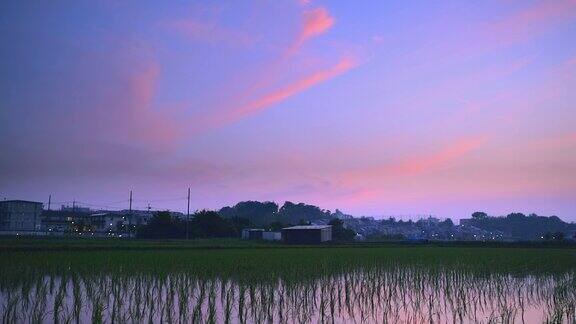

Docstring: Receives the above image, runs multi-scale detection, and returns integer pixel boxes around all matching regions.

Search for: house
[0,200,43,232]
[282,225,332,244]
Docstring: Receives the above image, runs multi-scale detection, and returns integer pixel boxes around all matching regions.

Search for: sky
[1,0,576,220]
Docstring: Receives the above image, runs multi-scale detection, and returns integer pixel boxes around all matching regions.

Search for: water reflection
[1,267,575,323]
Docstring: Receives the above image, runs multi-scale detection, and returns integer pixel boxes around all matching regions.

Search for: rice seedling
[0,246,575,323]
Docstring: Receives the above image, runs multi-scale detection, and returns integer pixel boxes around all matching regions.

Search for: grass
[2,236,575,252]
[1,244,575,282]
[0,236,279,251]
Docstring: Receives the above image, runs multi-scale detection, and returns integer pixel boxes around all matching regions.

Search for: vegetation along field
[1,243,575,323]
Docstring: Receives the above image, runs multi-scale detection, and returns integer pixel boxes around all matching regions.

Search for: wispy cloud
[530,132,576,150]
[196,56,357,132]
[288,7,335,55]
[233,56,355,117]
[180,4,354,135]
[125,61,183,148]
[340,135,489,187]
[489,0,576,44]
[330,136,489,206]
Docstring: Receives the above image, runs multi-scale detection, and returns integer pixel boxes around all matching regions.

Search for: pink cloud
[123,61,184,149]
[234,56,355,116]
[530,132,576,150]
[324,136,490,207]
[288,7,335,54]
[195,56,357,133]
[479,0,576,50]
[301,8,334,41]
[342,135,489,185]
[392,136,489,175]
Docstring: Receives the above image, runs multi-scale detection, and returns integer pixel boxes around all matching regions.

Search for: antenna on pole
[186,187,190,240]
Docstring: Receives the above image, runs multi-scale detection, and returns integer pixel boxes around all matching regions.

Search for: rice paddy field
[1,240,575,323]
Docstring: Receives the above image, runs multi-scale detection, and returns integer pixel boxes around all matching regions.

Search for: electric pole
[186,187,190,240]
[48,194,51,211]
[129,190,133,225]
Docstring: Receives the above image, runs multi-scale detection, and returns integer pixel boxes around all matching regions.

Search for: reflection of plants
[1,247,575,323]
[1,268,575,323]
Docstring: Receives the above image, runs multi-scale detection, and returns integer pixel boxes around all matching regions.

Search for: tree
[441,218,454,227]
[137,211,183,239]
[506,213,526,220]
[190,210,236,238]
[544,231,566,241]
[278,201,331,225]
[472,212,487,219]
[218,201,278,226]
[137,210,237,239]
[328,218,356,242]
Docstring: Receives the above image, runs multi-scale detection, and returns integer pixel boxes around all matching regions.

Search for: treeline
[218,201,336,226]
[468,212,576,240]
[137,205,355,241]
[137,210,238,239]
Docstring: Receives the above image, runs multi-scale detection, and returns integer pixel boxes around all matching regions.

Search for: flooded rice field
[1,246,575,323]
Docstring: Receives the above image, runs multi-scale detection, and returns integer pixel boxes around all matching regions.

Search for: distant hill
[461,212,576,240]
[218,201,576,241]
[219,201,279,226]
[219,201,332,227]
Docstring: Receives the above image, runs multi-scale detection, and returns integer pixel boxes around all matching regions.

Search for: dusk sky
[1,1,575,220]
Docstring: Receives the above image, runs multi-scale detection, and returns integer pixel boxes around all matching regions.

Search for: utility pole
[129,190,133,226]
[186,187,190,240]
[48,194,51,211]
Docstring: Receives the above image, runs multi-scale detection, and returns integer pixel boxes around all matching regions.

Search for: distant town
[1,199,575,244]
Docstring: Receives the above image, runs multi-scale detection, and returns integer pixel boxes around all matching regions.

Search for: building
[60,205,91,213]
[90,213,127,232]
[282,225,332,244]
[42,213,73,233]
[0,200,43,232]
[241,229,264,240]
[262,231,282,241]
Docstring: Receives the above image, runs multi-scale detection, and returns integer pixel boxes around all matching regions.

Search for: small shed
[241,229,264,240]
[262,231,282,241]
[282,225,332,244]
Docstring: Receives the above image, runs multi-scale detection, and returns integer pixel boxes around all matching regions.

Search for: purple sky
[1,1,575,220]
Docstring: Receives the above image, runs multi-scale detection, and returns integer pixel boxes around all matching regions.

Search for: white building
[0,200,43,232]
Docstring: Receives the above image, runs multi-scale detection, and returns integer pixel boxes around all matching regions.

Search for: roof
[90,213,110,217]
[0,200,43,205]
[283,225,332,230]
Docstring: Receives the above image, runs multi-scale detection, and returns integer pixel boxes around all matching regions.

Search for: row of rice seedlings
[2,263,573,323]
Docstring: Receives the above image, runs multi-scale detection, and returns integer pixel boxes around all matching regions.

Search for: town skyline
[1,194,574,224]
[1,1,575,220]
